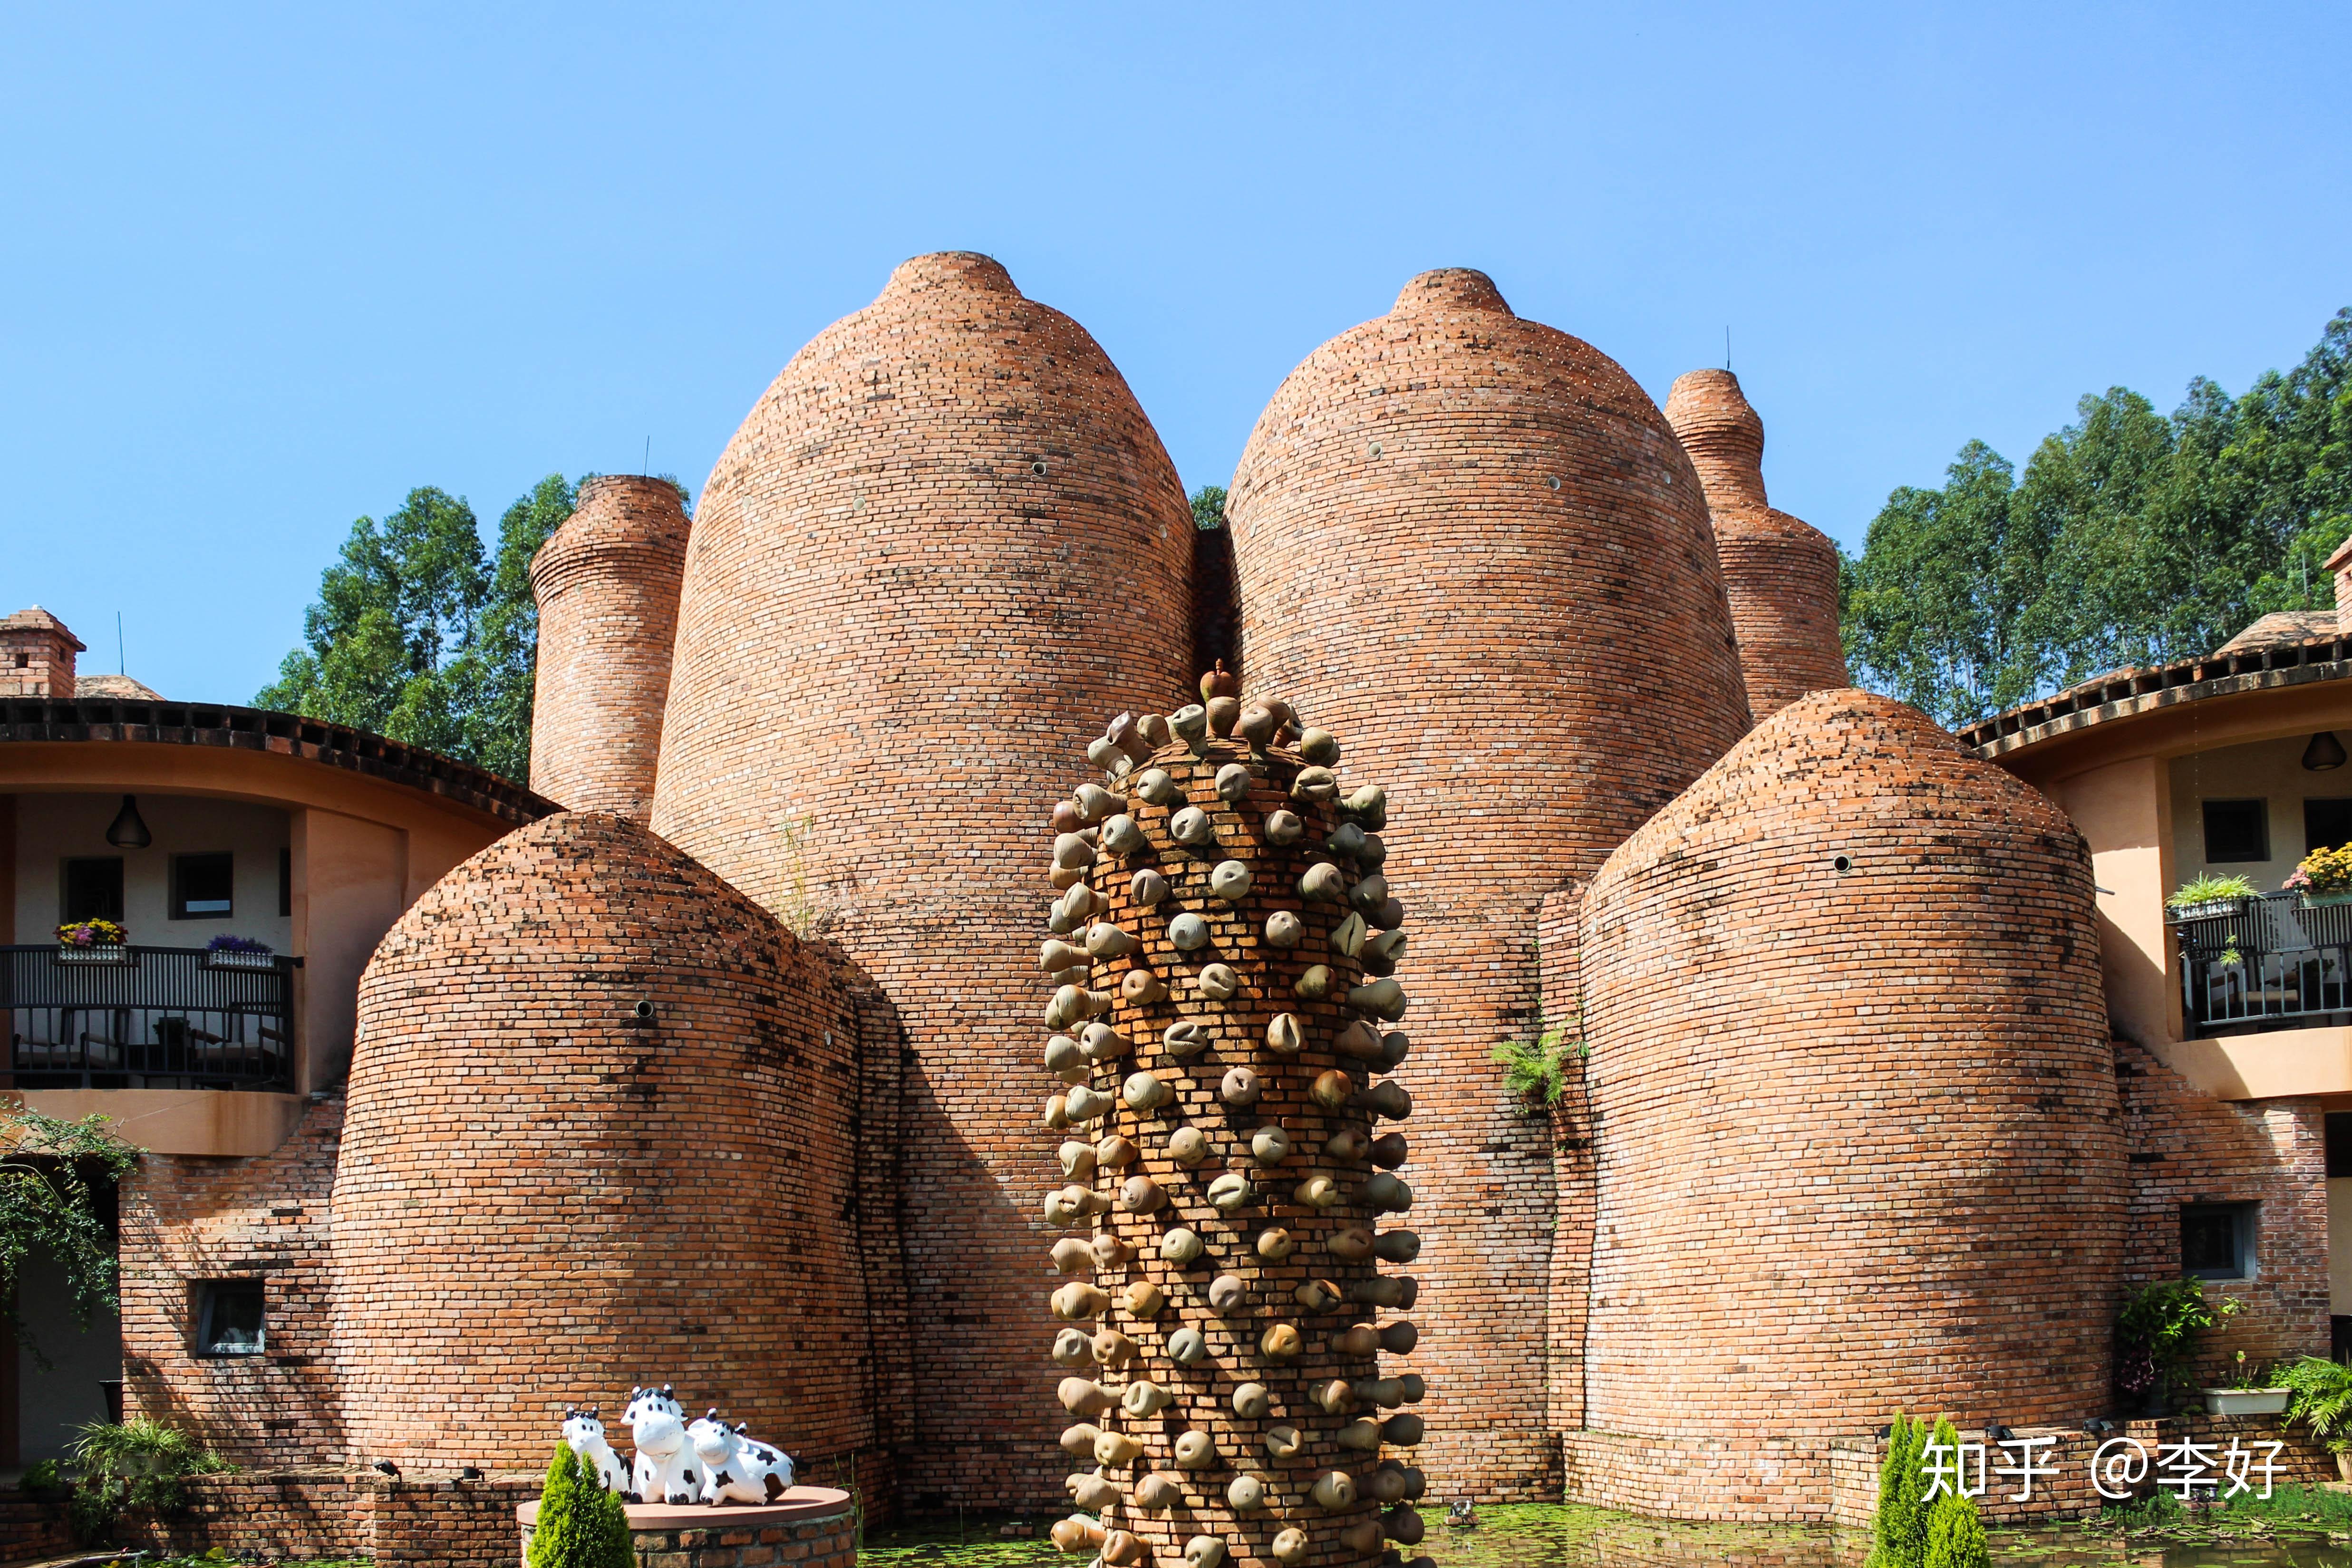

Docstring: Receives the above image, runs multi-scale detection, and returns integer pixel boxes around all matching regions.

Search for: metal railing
[3,945,298,1090]
[2175,893,2352,1037]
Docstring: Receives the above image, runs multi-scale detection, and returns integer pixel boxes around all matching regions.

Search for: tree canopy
[256,475,629,784]
[1842,309,2352,729]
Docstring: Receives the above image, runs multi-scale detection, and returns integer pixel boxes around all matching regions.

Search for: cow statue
[561,1406,629,1493]
[622,1385,701,1504]
[687,1409,795,1506]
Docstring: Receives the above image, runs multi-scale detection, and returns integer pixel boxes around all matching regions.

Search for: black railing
[2175,893,2352,1037]
[3,946,298,1090]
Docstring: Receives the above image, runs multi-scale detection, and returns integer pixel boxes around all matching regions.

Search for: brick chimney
[0,607,84,699]
[2330,535,2352,636]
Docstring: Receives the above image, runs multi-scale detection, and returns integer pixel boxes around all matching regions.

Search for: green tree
[1921,1415,1989,1568]
[0,1104,137,1359]
[1191,484,1227,531]
[1868,1409,1930,1568]
[527,1444,632,1568]
[1844,308,2352,728]
[258,475,605,784]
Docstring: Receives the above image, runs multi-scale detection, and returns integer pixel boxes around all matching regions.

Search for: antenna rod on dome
[643,436,651,476]
[1725,327,1732,372]
[117,610,124,675]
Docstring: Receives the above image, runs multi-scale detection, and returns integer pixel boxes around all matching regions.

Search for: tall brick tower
[1572,689,2126,1519]
[650,252,1196,1506]
[1663,370,1848,717]
[1223,269,1752,1497]
[527,476,693,816]
[333,813,890,1472]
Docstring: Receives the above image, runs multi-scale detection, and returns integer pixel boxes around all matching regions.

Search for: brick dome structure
[1663,370,1847,717]
[332,812,879,1471]
[649,252,1195,1504]
[1222,269,1752,1495]
[526,475,692,818]
[1573,689,2126,1520]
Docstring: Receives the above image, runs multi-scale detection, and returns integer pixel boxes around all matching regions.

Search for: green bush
[59,1418,229,1544]
[1868,1410,1930,1568]
[2115,1276,2241,1407]
[2168,873,2260,908]
[527,1444,632,1568]
[2282,1355,2352,1453]
[1920,1416,1988,1568]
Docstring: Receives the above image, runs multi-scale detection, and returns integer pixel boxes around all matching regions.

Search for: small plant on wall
[2166,874,2258,920]
[1492,1010,1583,1114]
[2114,1277,2242,1415]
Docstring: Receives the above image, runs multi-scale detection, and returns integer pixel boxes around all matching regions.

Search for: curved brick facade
[1223,269,1752,1495]
[649,252,1195,1505]
[332,812,881,1472]
[1040,725,1423,1568]
[1663,371,1847,718]
[1574,689,2127,1520]
[527,476,692,817]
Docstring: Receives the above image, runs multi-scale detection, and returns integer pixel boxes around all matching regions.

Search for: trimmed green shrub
[1921,1416,1989,1568]
[1868,1410,1930,1568]
[527,1444,633,1568]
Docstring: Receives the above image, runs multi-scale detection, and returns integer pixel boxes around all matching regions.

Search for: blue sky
[5,2,2346,704]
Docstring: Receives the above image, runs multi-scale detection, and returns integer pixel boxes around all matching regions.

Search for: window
[171,852,233,920]
[2310,799,2352,857]
[2332,1112,2352,1178]
[2181,1202,2258,1279]
[2203,799,2270,863]
[278,847,292,918]
[61,857,124,923]
[193,1279,265,1356]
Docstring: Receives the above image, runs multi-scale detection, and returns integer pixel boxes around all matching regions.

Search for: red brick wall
[1662,371,1847,718]
[0,609,80,700]
[2116,1038,2329,1380]
[528,476,692,817]
[649,252,1195,1508]
[1223,267,1753,1498]
[1572,689,2128,1521]
[1047,733,1408,1568]
[1536,884,1592,1443]
[120,1095,348,1465]
[334,812,893,1482]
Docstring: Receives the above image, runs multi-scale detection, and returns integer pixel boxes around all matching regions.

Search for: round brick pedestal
[517,1488,854,1568]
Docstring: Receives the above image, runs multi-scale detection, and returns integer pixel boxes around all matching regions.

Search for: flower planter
[203,949,277,971]
[2303,891,2352,908]
[55,944,132,966]
[2169,898,2250,922]
[2203,1387,2291,1417]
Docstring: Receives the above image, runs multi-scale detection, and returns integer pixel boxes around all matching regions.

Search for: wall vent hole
[1832,854,1854,873]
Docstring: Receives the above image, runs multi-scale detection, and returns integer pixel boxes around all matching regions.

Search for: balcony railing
[2,946,298,1090]
[2174,893,2352,1038]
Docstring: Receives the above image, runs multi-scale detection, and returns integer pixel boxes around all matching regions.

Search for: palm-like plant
[2281,1357,2352,1455]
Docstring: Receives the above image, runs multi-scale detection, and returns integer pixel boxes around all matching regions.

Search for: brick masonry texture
[529,476,693,818]
[1662,371,1848,718]
[1223,268,1754,1499]
[2115,1037,2329,1375]
[1046,732,1418,1568]
[648,252,1196,1508]
[520,1504,855,1568]
[333,811,900,1486]
[122,1095,348,1464]
[0,605,82,699]
[1571,689,2128,1522]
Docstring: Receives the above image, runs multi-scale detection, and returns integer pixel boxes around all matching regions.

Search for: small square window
[278,847,292,919]
[171,853,234,920]
[2181,1202,2258,1280]
[2310,799,2352,857]
[62,857,124,923]
[2203,800,2270,864]
[193,1279,265,1356]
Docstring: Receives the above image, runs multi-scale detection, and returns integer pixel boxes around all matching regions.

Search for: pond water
[857,1503,2352,1568]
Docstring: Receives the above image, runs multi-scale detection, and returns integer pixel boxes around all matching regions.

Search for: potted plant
[2166,873,2260,922]
[203,934,277,970]
[2114,1277,2241,1417]
[2288,846,2352,907]
[2204,1350,2291,1416]
[2280,1355,2352,1481]
[55,919,130,963]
